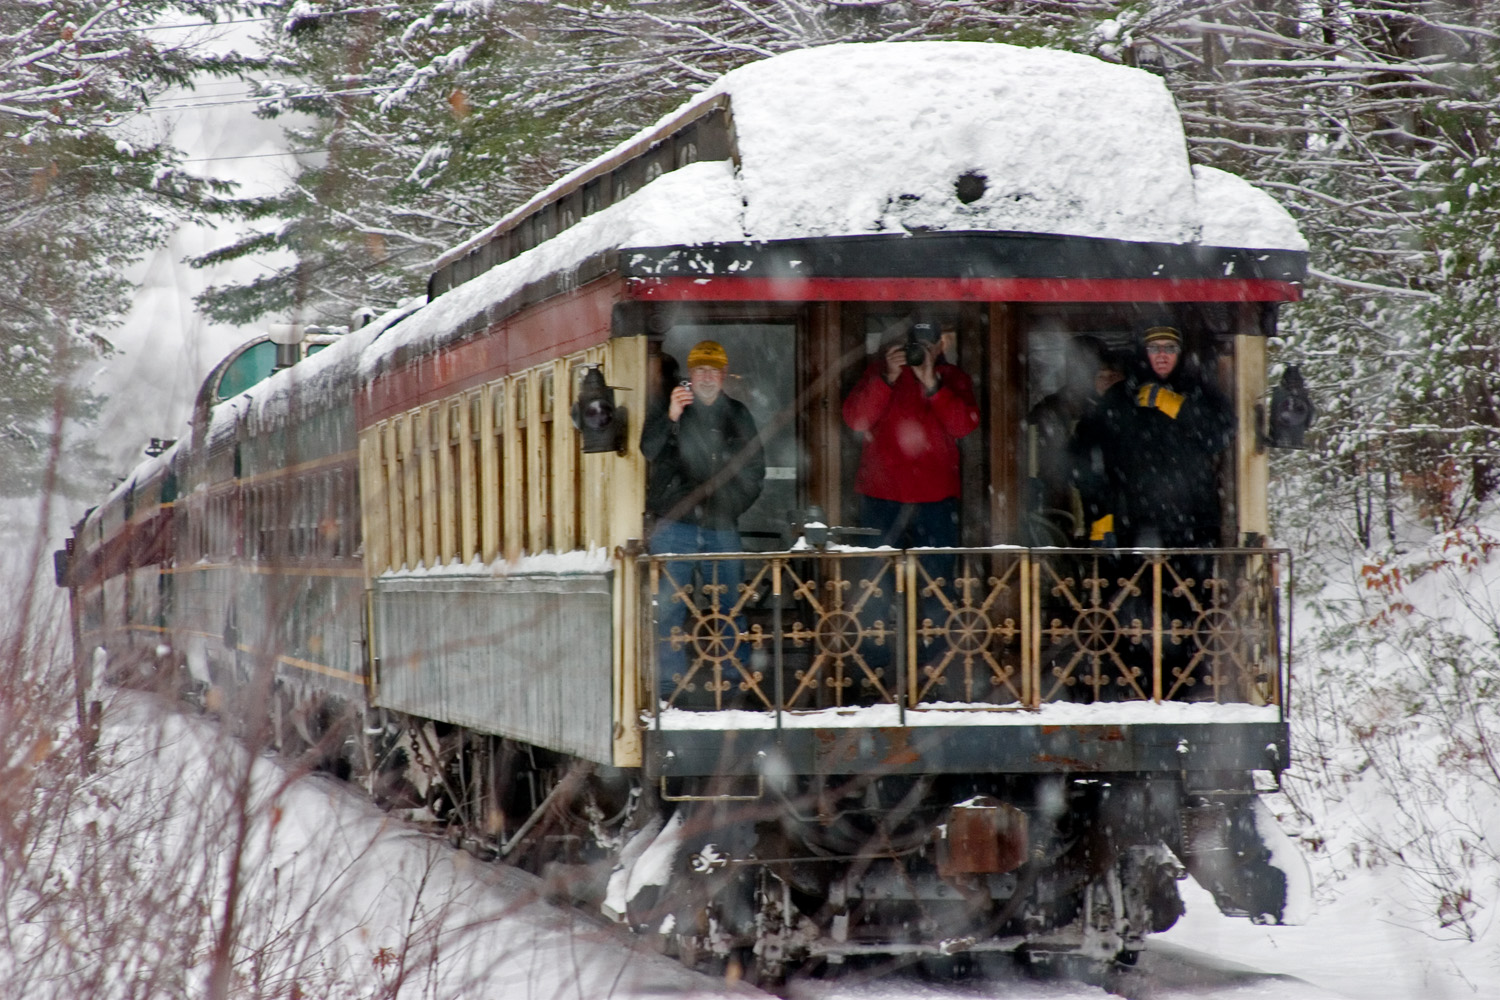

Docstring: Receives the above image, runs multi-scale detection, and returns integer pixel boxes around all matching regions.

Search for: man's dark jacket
[640,394,765,530]
[1073,359,1232,547]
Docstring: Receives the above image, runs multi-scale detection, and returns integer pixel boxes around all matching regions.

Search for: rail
[639,546,1288,720]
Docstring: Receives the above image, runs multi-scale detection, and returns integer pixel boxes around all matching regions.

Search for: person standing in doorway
[640,340,765,702]
[842,320,980,674]
[842,320,980,549]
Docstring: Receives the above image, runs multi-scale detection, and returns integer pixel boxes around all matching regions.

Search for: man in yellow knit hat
[640,340,765,702]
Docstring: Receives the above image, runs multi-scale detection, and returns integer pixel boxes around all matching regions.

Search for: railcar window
[445,400,462,563]
[514,376,531,556]
[291,477,303,557]
[297,477,306,558]
[1022,315,1136,546]
[245,488,255,558]
[543,370,561,551]
[568,363,587,550]
[347,465,361,558]
[402,413,422,568]
[658,322,797,550]
[383,421,402,570]
[312,472,325,557]
[303,474,313,557]
[276,481,287,559]
[420,406,439,567]
[490,383,507,561]
[466,392,482,562]
[582,178,604,216]
[331,469,344,558]
[332,470,341,557]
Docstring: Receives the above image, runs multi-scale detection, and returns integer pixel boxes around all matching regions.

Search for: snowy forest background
[5,1,1500,996]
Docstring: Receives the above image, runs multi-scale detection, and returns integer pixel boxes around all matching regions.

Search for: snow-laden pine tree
[191,0,1080,325]
[0,0,251,508]
[1115,2,1500,543]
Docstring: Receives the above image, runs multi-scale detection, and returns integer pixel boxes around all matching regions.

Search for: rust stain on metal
[1034,753,1096,769]
[813,728,860,765]
[878,728,921,767]
[938,797,1028,876]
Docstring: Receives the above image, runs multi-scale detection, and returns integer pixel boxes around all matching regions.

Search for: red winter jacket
[842,362,980,503]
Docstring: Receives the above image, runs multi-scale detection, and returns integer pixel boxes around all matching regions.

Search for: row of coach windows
[365,351,606,573]
[245,467,358,560]
[179,469,359,562]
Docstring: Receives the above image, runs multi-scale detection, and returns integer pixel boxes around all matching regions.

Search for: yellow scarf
[1137,383,1184,419]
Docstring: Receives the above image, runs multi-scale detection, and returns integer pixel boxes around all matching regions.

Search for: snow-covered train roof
[692,42,1297,247]
[438,41,1303,268]
[377,43,1304,371]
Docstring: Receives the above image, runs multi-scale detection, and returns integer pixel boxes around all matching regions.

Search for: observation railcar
[62,42,1311,981]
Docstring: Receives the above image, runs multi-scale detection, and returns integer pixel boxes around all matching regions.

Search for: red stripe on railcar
[359,276,622,425]
[626,276,1302,303]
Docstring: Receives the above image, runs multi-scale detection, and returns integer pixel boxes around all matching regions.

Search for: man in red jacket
[842,321,981,549]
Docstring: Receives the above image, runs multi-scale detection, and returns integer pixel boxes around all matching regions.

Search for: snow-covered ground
[10,524,1500,999]
[2,692,742,999]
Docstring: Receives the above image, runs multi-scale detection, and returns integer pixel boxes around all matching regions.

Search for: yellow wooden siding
[551,358,578,552]
[503,375,526,561]
[460,392,480,561]
[1236,334,1269,540]
[419,405,439,566]
[357,343,647,576]
[359,431,386,575]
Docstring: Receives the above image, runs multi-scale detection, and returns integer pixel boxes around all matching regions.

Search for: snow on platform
[652,699,1281,730]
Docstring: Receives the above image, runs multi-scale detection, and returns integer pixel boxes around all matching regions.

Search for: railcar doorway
[1017,301,1262,550]
[822,302,1011,549]
[655,319,799,550]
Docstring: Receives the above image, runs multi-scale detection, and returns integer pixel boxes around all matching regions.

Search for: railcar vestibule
[623,295,1279,556]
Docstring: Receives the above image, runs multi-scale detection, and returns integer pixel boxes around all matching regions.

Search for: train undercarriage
[226,682,1298,988]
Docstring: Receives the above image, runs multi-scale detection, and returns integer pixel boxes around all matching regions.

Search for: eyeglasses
[1145,343,1180,356]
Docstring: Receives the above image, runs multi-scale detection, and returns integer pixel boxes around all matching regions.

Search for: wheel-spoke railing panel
[640,547,1286,717]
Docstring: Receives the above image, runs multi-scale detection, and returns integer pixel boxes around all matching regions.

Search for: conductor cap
[1142,326,1183,348]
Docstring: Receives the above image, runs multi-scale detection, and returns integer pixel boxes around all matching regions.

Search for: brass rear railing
[640,547,1287,717]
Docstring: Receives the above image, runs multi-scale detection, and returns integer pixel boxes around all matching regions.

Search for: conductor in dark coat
[1073,326,1233,548]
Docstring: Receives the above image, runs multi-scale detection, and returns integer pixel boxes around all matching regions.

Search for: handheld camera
[904,321,942,367]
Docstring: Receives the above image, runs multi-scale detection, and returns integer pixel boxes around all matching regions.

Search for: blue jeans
[859,496,959,550]
[857,497,960,668]
[649,519,746,701]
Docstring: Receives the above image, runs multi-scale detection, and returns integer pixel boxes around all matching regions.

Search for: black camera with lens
[904,321,942,367]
